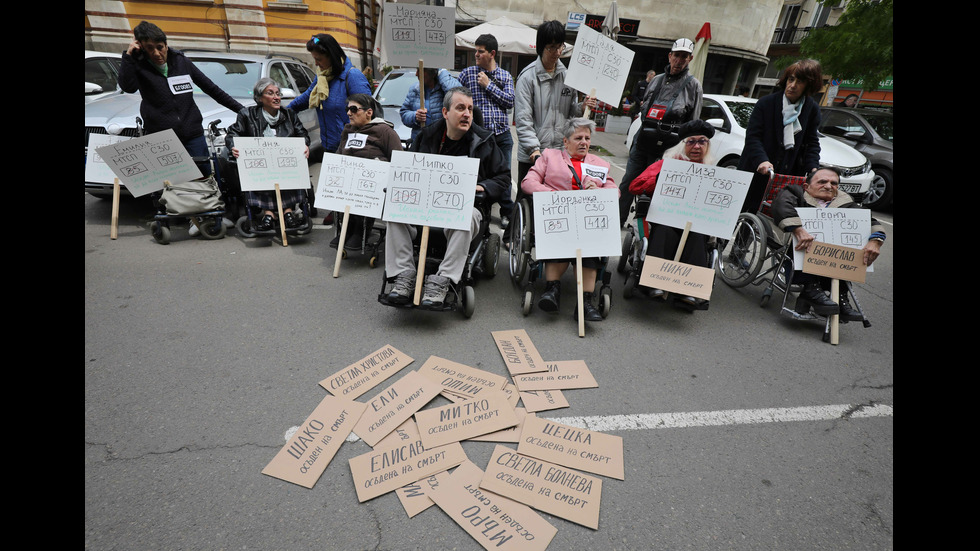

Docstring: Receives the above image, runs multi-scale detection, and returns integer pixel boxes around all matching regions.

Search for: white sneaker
[188,221,200,236]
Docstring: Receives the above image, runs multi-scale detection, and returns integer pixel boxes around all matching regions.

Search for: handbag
[158,174,224,216]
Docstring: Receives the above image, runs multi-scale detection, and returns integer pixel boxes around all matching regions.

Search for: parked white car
[626,94,874,201]
[85,50,123,103]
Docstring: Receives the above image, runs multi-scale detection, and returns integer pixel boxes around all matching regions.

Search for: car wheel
[862,167,893,210]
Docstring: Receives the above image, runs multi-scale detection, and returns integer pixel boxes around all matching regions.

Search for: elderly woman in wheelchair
[771,167,885,319]
[626,120,718,311]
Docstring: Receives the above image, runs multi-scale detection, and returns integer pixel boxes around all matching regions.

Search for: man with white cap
[618,37,703,227]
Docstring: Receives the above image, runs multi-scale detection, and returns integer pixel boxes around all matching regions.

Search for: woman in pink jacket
[521,118,618,321]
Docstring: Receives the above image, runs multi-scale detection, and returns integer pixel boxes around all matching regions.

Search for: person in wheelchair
[771,167,885,319]
[384,87,510,308]
[520,118,618,321]
[225,77,311,232]
[628,120,717,311]
[333,93,403,251]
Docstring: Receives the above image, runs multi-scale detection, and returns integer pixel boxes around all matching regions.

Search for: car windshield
[861,113,893,142]
[190,58,263,98]
[725,100,756,128]
[376,72,417,106]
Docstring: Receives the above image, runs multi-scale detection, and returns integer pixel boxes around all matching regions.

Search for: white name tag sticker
[345,132,369,149]
[167,74,194,95]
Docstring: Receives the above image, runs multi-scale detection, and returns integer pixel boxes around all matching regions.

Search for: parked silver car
[819,106,893,209]
[85,50,122,103]
[84,50,321,198]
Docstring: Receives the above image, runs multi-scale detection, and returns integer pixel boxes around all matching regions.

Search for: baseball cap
[671,38,695,54]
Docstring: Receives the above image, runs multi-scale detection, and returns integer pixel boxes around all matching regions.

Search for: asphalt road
[84,130,893,550]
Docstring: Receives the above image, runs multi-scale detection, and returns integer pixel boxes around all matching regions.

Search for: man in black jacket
[384,87,510,308]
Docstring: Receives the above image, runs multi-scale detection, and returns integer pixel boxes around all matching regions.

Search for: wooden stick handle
[110,177,120,240]
[333,206,351,278]
[582,88,596,118]
[275,184,288,246]
[418,59,426,128]
[414,226,430,305]
[830,278,840,345]
[576,249,585,337]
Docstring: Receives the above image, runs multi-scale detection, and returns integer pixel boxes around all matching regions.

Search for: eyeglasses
[263,90,282,97]
[684,138,709,146]
[347,105,366,113]
[544,44,564,52]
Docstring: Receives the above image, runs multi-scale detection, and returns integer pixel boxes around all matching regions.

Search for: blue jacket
[288,57,372,153]
[399,69,462,142]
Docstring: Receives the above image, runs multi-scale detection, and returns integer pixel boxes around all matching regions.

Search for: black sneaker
[255,214,274,232]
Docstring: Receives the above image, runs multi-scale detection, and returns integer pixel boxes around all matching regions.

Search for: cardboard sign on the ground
[351,370,443,447]
[517,415,624,480]
[802,241,867,283]
[428,460,558,551]
[319,344,414,400]
[469,408,533,443]
[518,390,569,413]
[394,469,452,518]
[417,355,510,400]
[511,361,599,391]
[348,436,466,502]
[638,255,715,300]
[491,330,548,376]
[480,445,602,530]
[415,390,520,449]
[261,394,367,488]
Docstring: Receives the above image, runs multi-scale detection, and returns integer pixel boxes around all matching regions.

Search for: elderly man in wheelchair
[382,87,510,309]
[771,167,885,319]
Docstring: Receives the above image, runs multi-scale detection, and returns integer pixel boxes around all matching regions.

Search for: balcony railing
[772,26,813,44]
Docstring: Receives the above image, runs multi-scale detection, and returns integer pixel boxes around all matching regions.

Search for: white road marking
[284,403,892,442]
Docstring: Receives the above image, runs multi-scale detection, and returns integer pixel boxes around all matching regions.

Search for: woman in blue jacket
[288,34,372,155]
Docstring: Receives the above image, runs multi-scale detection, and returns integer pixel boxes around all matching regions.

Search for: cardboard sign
[519,390,569,413]
[314,152,390,219]
[793,207,873,273]
[319,345,414,400]
[511,361,599,392]
[517,416,624,480]
[261,394,367,488]
[94,129,202,197]
[563,24,635,106]
[373,417,420,450]
[531,188,621,259]
[469,408,533,443]
[415,390,520,450]
[382,2,455,69]
[86,133,131,184]
[381,150,480,230]
[348,436,466,502]
[480,445,602,529]
[802,242,867,283]
[638,255,715,300]
[428,460,558,551]
[491,330,548,376]
[395,469,452,517]
[351,371,443,447]
[233,136,310,191]
[649,159,753,239]
[417,356,510,400]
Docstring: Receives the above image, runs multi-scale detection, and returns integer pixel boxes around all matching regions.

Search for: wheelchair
[234,188,314,240]
[616,194,719,310]
[377,191,500,318]
[714,171,872,341]
[507,190,613,317]
[331,215,386,268]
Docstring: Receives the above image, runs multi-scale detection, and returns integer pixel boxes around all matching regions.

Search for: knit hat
[678,119,715,140]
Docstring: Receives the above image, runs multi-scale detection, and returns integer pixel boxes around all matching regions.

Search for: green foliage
[799,0,893,91]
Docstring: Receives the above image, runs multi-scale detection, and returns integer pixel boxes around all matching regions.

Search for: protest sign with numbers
[94,129,202,197]
[564,24,635,106]
[531,188,620,259]
[648,158,753,239]
[382,2,455,69]
[315,153,390,219]
[382,150,479,231]
[793,207,873,273]
[233,136,309,192]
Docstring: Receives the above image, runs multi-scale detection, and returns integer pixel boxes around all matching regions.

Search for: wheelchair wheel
[198,218,226,240]
[483,233,501,278]
[599,286,612,318]
[521,288,533,316]
[623,272,638,299]
[716,213,767,288]
[150,221,170,245]
[235,215,257,238]
[462,286,475,318]
[616,230,633,274]
[508,199,531,284]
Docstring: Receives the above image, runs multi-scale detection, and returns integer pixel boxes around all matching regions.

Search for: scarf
[308,67,334,110]
[261,109,281,137]
[781,94,803,150]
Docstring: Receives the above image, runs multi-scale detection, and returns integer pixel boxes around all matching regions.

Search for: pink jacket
[521,148,619,195]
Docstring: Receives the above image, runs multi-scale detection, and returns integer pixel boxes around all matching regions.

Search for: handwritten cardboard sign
[428,460,558,551]
[395,469,452,517]
[480,445,602,529]
[794,207,873,273]
[351,370,443,447]
[233,136,310,191]
[382,150,480,230]
[417,355,510,400]
[373,417,420,450]
[518,390,569,413]
[517,416,624,480]
[382,2,455,69]
[261,394,367,488]
[511,361,598,391]
[348,435,466,502]
[649,159,753,239]
[802,242,867,283]
[314,152,390,219]
[491,330,548,376]
[531,188,621,259]
[86,133,131,184]
[319,344,414,400]
[564,24,635,106]
[469,408,533,443]
[93,129,202,197]
[638,255,715,300]
[415,390,520,449]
